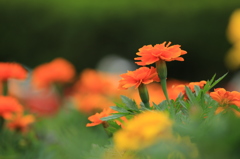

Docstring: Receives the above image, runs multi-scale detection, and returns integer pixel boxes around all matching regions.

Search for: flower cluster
[173,80,207,99]
[2,38,240,158]
[84,41,240,158]
[72,69,121,113]
[118,41,187,107]
[0,62,34,133]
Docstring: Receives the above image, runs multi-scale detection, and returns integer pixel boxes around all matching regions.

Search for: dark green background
[1,0,240,85]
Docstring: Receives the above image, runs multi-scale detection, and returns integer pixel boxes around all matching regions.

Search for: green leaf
[195,85,206,103]
[110,106,129,113]
[139,102,151,111]
[209,73,216,85]
[180,106,189,116]
[105,120,121,134]
[140,102,146,108]
[152,102,158,110]
[120,95,139,111]
[100,113,126,121]
[194,85,201,96]
[155,100,168,111]
[169,100,176,118]
[203,74,216,93]
[209,72,228,90]
[178,100,189,109]
[203,73,228,93]
[185,86,197,104]
[114,102,126,108]
[230,104,240,110]
[203,93,216,109]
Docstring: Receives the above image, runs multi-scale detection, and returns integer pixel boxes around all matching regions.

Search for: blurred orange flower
[188,81,207,92]
[134,42,187,66]
[32,58,75,88]
[0,96,23,120]
[118,67,160,90]
[174,80,206,99]
[210,88,240,107]
[73,93,115,114]
[7,114,35,133]
[73,69,115,95]
[72,69,130,114]
[0,62,27,81]
[86,108,116,127]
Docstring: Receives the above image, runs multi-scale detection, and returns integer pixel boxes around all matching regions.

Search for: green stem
[102,121,112,137]
[0,116,4,132]
[161,78,170,102]
[54,83,64,99]
[2,81,8,96]
[138,83,150,108]
[156,60,170,103]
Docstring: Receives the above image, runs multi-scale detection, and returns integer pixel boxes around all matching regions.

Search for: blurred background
[1,0,240,86]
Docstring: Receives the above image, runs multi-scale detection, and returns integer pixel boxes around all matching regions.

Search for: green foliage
[102,74,227,124]
[0,108,111,159]
[120,95,139,111]
[203,73,228,93]
[104,120,121,134]
[0,129,44,159]
[101,96,141,121]
[101,113,126,121]
[83,144,105,159]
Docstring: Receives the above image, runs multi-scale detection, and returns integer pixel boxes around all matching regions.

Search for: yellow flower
[114,111,172,151]
[225,41,240,70]
[225,9,240,70]
[227,9,240,44]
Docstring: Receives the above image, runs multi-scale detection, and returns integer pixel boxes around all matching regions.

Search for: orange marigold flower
[0,96,23,119]
[210,88,240,107]
[118,66,160,90]
[0,62,27,81]
[32,58,75,88]
[7,114,35,133]
[86,108,116,127]
[134,41,187,66]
